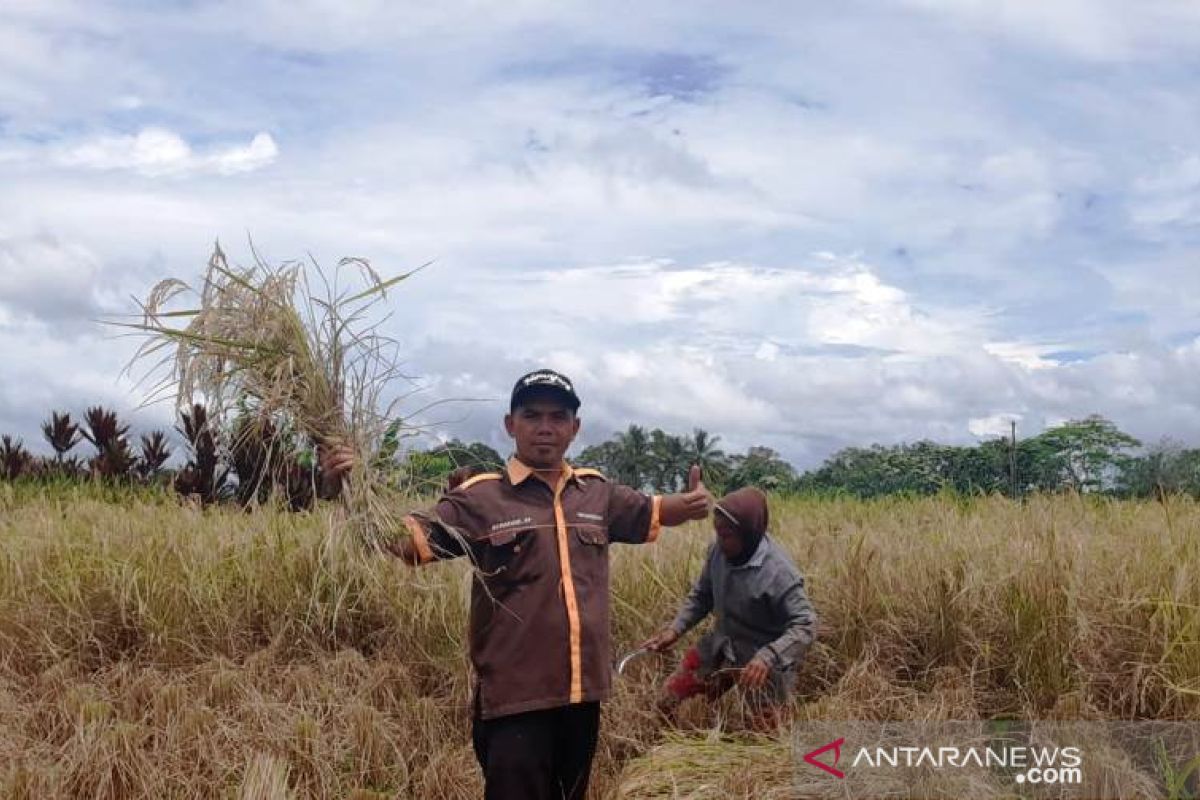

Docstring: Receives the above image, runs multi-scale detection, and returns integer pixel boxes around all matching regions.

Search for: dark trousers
[471,701,601,800]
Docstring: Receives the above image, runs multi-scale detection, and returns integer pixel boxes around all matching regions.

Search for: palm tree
[684,428,729,489]
[649,429,688,492]
[726,446,795,492]
[576,440,620,475]
[614,425,652,489]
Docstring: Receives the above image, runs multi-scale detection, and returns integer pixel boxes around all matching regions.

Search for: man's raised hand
[656,463,717,527]
[681,463,714,521]
[318,438,356,483]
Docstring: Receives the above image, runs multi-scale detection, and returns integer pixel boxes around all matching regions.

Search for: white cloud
[2,1,1200,468]
[968,414,1020,439]
[983,342,1065,371]
[895,0,1200,61]
[210,133,280,175]
[0,313,159,450]
[427,256,991,365]
[58,128,190,174]
[54,128,278,177]
[388,257,1042,460]
[755,340,779,362]
[0,3,147,127]
[0,234,104,321]
[1129,153,1200,229]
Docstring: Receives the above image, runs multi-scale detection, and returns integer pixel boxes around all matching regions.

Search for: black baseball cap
[510,369,581,412]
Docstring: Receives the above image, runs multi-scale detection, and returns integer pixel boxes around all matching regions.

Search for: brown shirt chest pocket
[478,527,541,584]
[572,524,608,551]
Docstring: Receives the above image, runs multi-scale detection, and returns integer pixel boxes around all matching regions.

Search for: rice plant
[2,492,1196,798]
[113,241,429,551]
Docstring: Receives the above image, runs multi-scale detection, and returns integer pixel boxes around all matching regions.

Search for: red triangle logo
[803,737,846,779]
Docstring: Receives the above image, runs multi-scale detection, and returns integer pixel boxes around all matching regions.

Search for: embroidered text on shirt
[490,516,534,532]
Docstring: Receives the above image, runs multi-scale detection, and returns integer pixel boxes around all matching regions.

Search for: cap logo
[523,371,573,392]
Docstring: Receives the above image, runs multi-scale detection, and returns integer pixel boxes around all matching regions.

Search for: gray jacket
[671,535,817,671]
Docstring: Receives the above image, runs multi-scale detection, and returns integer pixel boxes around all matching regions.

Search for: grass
[0,490,1197,798]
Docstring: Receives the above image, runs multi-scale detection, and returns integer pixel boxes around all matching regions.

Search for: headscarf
[714,486,769,566]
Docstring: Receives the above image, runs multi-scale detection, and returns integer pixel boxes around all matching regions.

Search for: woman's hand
[739,656,771,689]
[640,627,681,653]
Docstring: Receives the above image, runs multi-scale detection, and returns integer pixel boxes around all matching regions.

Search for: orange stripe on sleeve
[647,495,662,543]
[404,515,435,565]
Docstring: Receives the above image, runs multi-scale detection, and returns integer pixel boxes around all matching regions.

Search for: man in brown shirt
[321,369,713,800]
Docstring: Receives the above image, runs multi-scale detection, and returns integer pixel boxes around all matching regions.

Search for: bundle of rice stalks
[613,728,1016,800]
[114,240,426,552]
[613,730,795,799]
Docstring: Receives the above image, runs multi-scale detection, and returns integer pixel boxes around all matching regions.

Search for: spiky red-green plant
[94,442,137,480]
[230,414,281,507]
[41,411,82,459]
[137,430,172,481]
[80,406,128,451]
[281,457,317,511]
[228,407,333,511]
[174,404,227,504]
[79,406,137,479]
[39,411,83,478]
[0,435,32,480]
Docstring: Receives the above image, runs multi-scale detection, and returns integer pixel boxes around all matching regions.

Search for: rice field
[1,483,1197,798]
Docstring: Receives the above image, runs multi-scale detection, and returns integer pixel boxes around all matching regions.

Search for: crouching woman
[642,487,817,729]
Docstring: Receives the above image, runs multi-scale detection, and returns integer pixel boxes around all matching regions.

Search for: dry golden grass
[1,484,1197,798]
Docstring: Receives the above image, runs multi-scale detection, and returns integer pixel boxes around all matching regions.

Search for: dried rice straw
[111,240,430,553]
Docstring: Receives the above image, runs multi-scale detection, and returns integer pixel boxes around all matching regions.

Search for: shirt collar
[506,456,577,488]
[730,536,769,569]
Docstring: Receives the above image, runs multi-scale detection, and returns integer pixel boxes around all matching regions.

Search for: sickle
[615,646,651,676]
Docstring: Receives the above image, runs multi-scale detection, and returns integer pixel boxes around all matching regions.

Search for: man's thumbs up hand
[657,463,717,527]
[681,463,714,521]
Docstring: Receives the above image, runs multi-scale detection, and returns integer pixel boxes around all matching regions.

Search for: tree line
[3,408,1196,501]
[573,415,1198,499]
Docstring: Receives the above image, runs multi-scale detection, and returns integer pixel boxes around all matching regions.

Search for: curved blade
[616,646,651,676]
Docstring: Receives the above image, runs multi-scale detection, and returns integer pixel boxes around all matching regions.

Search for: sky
[3,0,1200,468]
